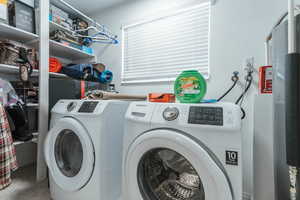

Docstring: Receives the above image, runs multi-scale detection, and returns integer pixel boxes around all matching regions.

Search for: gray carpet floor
[1,165,51,200]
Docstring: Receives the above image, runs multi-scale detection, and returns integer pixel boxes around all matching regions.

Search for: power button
[67,102,77,112]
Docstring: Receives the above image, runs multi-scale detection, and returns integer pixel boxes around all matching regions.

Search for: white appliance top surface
[126,102,242,131]
[51,99,129,115]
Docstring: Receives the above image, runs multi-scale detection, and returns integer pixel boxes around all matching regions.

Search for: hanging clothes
[0,78,21,107]
[0,104,18,190]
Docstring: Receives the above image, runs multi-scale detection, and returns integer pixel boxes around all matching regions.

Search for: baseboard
[243,192,252,200]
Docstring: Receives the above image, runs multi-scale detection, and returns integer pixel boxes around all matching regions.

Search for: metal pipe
[287,2,300,200]
[289,0,296,53]
[265,41,270,65]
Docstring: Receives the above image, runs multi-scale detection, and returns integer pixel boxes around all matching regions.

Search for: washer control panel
[78,101,99,113]
[188,106,223,126]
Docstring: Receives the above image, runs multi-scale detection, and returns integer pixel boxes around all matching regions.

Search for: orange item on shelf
[49,57,62,73]
[148,93,176,103]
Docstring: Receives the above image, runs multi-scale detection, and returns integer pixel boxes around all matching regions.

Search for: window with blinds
[122,2,211,84]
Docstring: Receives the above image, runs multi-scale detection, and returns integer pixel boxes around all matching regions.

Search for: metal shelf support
[37,0,50,182]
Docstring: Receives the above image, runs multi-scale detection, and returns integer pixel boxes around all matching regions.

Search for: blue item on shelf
[61,64,92,80]
[61,64,113,83]
[99,70,113,83]
[68,42,82,51]
[82,46,94,55]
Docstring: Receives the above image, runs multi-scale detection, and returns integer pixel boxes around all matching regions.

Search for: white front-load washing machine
[45,100,129,200]
[123,102,242,200]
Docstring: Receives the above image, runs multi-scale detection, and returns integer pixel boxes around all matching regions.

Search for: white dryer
[123,102,242,200]
[45,100,129,200]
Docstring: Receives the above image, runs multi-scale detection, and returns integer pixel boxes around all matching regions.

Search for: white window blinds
[122,2,211,84]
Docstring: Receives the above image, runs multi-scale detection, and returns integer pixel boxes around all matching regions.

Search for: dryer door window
[55,129,83,178]
[124,129,234,200]
[138,148,205,200]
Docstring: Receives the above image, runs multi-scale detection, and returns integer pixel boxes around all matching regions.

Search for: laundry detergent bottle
[174,70,207,103]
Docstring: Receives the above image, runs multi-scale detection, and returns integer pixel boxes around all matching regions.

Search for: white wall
[92,0,288,198]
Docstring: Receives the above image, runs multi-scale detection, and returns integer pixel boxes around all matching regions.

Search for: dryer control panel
[78,101,99,113]
[188,106,223,126]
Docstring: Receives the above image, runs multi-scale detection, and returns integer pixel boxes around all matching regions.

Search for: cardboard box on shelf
[50,4,68,19]
[0,0,8,23]
[8,0,36,33]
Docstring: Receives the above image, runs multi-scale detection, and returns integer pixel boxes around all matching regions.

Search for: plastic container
[174,70,207,103]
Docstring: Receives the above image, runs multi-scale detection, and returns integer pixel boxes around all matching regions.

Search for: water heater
[271,14,300,200]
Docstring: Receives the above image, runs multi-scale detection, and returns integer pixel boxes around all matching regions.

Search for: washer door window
[124,130,233,200]
[138,148,205,200]
[45,118,95,192]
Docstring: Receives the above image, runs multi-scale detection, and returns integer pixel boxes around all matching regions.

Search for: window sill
[121,74,210,85]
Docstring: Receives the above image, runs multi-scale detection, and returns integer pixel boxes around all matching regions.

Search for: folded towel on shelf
[0,104,18,190]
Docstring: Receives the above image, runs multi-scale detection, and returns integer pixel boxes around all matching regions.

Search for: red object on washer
[49,58,62,73]
[259,66,272,94]
[148,93,176,103]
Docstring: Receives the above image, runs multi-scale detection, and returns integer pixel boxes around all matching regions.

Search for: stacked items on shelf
[8,0,36,34]
[0,39,38,71]
[49,4,94,55]
[50,4,73,31]
[0,1,39,81]
[0,0,117,85]
[1,0,118,64]
[0,40,68,82]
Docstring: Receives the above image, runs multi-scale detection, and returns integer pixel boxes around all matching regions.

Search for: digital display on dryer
[188,106,223,126]
[78,102,99,113]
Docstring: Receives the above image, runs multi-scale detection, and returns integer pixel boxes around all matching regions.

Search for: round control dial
[163,107,179,121]
[67,102,77,112]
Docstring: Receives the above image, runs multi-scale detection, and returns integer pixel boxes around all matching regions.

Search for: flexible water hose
[218,81,238,102]
[235,79,252,105]
[217,72,239,102]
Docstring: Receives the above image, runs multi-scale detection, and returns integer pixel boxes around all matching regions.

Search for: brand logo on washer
[226,151,238,166]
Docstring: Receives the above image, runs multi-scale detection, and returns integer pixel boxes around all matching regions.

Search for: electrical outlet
[244,57,255,74]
